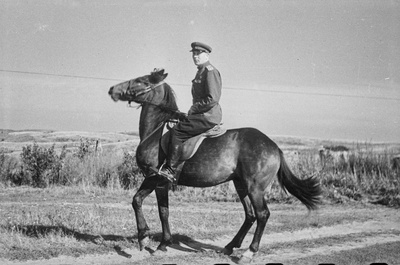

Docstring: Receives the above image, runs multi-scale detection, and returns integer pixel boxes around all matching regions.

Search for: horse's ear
[151,68,164,75]
[149,69,168,84]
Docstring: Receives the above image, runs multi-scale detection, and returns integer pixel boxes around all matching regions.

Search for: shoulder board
[206,65,214,71]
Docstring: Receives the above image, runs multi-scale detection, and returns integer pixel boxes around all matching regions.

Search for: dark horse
[108,72,321,263]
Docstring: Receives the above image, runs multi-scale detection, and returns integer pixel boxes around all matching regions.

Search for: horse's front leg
[154,184,173,252]
[132,177,158,250]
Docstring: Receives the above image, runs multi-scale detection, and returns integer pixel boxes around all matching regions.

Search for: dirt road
[2,201,399,265]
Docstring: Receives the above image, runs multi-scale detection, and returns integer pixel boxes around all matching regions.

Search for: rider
[158,42,223,182]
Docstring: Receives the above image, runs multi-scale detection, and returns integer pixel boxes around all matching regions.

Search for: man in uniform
[159,42,223,182]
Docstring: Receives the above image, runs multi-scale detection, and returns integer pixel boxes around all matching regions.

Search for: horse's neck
[138,105,170,142]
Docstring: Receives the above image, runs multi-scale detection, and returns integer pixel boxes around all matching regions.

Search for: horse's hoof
[156,245,168,252]
[139,236,149,251]
[238,249,255,264]
[217,247,233,256]
[152,249,166,256]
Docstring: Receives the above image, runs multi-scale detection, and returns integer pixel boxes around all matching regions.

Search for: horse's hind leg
[132,177,158,250]
[221,178,256,255]
[239,184,270,263]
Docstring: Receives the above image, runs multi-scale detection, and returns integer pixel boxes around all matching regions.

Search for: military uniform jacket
[188,61,222,125]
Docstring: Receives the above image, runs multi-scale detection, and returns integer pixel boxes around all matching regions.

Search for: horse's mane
[143,75,178,113]
[160,83,179,112]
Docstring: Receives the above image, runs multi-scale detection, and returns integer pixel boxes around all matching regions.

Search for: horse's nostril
[108,87,113,95]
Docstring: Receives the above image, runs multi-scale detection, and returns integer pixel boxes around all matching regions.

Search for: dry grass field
[0,129,140,157]
[1,129,399,264]
[0,188,399,265]
[2,129,398,157]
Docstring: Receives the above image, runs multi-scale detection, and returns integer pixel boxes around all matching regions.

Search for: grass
[1,138,400,209]
[285,241,400,265]
[1,131,399,262]
[0,192,137,260]
[1,131,399,206]
[0,185,386,261]
[259,230,400,253]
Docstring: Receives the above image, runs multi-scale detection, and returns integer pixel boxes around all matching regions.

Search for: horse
[108,71,322,263]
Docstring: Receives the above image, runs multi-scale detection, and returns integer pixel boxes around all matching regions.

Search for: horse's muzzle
[108,86,119,101]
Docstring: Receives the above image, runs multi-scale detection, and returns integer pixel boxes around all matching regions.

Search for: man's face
[192,50,209,66]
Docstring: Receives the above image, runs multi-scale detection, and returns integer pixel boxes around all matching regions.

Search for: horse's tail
[276,149,322,210]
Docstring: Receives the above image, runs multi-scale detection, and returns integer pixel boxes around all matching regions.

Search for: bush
[20,143,66,188]
[58,152,119,188]
[2,140,398,206]
[317,144,400,206]
[58,154,82,185]
[117,152,143,190]
[75,138,92,160]
[3,142,142,189]
[86,153,119,188]
[0,149,24,186]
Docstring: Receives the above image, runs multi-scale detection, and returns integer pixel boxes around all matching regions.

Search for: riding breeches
[172,115,218,143]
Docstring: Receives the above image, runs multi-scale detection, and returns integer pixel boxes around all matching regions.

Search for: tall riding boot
[159,132,182,183]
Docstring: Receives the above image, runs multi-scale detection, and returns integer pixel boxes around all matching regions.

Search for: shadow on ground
[144,232,240,263]
[151,232,223,253]
[6,225,239,262]
[8,224,135,244]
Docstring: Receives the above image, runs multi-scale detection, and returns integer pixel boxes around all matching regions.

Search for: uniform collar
[197,61,211,71]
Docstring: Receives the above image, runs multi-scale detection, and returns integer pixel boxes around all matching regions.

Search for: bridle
[126,80,179,145]
[125,79,181,115]
[126,80,165,108]
[128,79,164,98]
[126,80,163,102]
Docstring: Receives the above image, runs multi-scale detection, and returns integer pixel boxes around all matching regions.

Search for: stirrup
[158,164,176,183]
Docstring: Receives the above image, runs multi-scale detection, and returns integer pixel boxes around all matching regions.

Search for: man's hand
[174,111,188,122]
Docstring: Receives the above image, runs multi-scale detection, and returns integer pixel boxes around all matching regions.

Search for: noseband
[126,81,178,115]
[128,80,165,98]
[127,81,165,106]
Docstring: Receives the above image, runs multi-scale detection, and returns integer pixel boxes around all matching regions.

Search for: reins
[127,81,178,113]
[128,80,181,144]
[136,81,164,97]
[127,81,164,107]
[138,120,165,145]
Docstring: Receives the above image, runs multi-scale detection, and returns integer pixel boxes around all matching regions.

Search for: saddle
[160,123,226,161]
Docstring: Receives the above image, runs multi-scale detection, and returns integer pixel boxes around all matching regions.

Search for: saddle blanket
[161,124,226,161]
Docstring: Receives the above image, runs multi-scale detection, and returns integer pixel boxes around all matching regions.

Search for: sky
[1,0,399,142]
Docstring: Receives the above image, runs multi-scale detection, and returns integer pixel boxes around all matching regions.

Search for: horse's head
[109,68,178,141]
[108,68,168,103]
[108,68,178,114]
[108,75,150,103]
